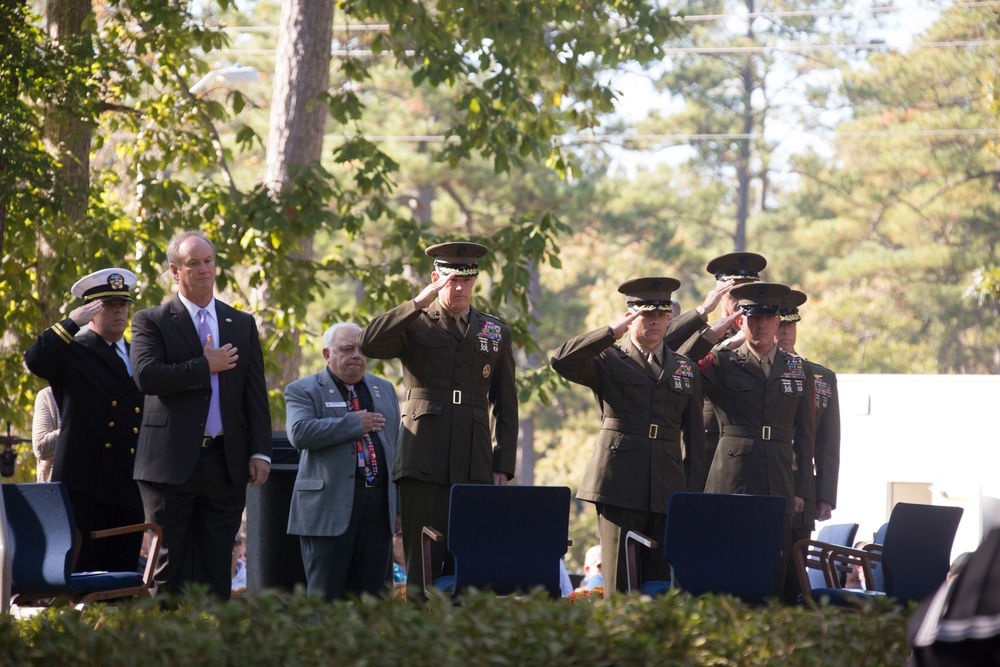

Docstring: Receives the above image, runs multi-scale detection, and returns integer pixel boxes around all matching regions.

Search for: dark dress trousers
[551,327,707,592]
[24,321,144,572]
[130,295,272,599]
[358,298,517,601]
[786,360,840,599]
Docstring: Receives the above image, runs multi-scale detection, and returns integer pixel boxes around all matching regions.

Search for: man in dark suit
[552,277,707,593]
[130,231,272,600]
[25,268,145,573]
[695,282,816,601]
[358,241,517,602]
[285,322,400,601]
[776,289,841,601]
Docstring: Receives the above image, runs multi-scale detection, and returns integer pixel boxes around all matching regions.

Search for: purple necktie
[198,308,223,437]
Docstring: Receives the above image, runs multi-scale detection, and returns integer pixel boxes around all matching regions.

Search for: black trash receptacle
[246,431,306,592]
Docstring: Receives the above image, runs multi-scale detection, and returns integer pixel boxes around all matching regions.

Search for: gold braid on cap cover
[434,261,480,277]
[627,299,673,313]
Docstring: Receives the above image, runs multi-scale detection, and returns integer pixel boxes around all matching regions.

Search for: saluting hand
[708,311,742,341]
[610,310,641,339]
[700,279,736,314]
[203,334,239,373]
[414,273,454,309]
[68,300,105,326]
[721,328,746,350]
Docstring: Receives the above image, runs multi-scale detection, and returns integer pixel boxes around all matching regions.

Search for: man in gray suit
[285,322,400,600]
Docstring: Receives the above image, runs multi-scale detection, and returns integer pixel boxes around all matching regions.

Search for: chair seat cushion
[70,571,144,594]
[432,575,456,594]
[811,587,886,607]
[639,580,674,597]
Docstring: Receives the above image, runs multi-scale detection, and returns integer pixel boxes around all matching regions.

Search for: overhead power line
[658,39,1000,55]
[217,38,1000,58]
[221,2,1000,32]
[680,1,1000,22]
[316,128,1000,144]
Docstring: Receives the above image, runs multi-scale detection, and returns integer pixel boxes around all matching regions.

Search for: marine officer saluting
[695,282,816,601]
[358,241,517,602]
[552,277,706,593]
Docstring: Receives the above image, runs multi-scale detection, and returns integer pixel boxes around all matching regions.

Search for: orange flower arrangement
[566,586,604,602]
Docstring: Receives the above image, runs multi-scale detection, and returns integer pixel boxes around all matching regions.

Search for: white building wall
[830,374,1000,560]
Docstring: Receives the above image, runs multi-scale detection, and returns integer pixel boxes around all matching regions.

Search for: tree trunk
[264,0,336,418]
[734,3,756,252]
[41,0,92,326]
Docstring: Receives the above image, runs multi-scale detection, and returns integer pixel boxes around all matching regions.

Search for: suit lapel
[316,369,347,412]
[428,299,459,340]
[80,329,130,380]
[734,344,764,380]
[215,301,236,347]
[620,338,659,380]
[168,296,204,358]
[358,373,390,452]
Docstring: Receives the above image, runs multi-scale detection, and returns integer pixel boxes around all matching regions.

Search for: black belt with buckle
[202,434,224,449]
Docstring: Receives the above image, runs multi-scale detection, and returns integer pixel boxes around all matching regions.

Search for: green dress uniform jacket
[551,327,707,512]
[358,298,517,483]
[697,344,816,514]
[24,319,143,509]
[792,361,840,532]
[675,324,739,469]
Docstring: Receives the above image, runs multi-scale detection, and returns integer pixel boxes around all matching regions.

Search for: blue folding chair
[421,485,570,598]
[2,482,161,607]
[801,522,860,591]
[624,492,787,604]
[795,502,963,608]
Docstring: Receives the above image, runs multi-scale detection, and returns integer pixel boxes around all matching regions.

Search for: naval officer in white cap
[25,267,146,573]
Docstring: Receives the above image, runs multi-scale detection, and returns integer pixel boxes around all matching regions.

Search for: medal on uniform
[795,379,803,392]
[673,377,682,389]
[782,379,792,394]
[483,364,491,378]
[492,340,499,352]
[683,378,691,390]
[480,337,488,352]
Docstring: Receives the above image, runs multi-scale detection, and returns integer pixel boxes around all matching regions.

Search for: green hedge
[0,589,910,666]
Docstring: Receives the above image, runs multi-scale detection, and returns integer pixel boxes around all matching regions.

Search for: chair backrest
[1,483,76,596]
[866,521,890,592]
[662,493,786,604]
[447,484,570,598]
[881,502,964,604]
[807,522,860,590]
